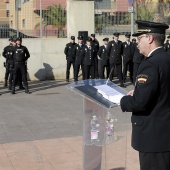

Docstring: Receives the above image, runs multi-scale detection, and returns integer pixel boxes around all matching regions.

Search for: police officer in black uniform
[91,34,99,78]
[81,37,94,79]
[97,38,110,79]
[74,36,85,81]
[107,33,125,87]
[164,35,170,51]
[11,37,30,94]
[120,20,170,170]
[122,33,135,83]
[132,38,144,85]
[2,38,14,87]
[64,36,76,82]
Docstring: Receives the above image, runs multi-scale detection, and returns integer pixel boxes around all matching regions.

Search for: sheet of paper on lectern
[94,84,125,105]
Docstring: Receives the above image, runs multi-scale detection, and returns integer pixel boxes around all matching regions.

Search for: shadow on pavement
[0,80,70,95]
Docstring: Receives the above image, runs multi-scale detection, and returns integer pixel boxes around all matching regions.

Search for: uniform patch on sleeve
[136,74,148,84]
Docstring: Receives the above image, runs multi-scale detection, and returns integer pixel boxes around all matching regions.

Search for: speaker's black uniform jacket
[107,40,123,64]
[164,41,170,51]
[121,47,170,152]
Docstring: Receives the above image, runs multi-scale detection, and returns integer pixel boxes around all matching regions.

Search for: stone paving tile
[0,131,140,170]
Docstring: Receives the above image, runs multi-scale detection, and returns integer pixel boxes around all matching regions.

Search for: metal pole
[16,0,19,37]
[131,5,134,35]
[40,0,42,38]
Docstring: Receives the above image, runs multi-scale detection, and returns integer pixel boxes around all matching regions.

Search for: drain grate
[36,92,60,95]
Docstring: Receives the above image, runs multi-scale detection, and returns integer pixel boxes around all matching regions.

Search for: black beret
[16,37,22,41]
[113,32,120,37]
[103,38,109,41]
[132,20,169,37]
[86,37,92,42]
[71,36,75,40]
[77,36,83,40]
[125,33,131,38]
[91,34,95,38]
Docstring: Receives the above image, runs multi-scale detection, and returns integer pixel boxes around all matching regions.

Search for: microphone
[106,66,114,84]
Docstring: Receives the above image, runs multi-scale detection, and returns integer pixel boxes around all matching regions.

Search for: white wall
[67,0,95,38]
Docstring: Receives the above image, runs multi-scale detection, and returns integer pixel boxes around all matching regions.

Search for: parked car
[0,27,37,38]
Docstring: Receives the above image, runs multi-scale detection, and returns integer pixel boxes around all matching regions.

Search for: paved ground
[0,79,140,170]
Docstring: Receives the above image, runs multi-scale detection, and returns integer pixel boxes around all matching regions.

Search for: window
[22,19,25,28]
[23,0,29,3]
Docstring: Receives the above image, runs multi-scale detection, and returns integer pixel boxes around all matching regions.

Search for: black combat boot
[25,86,30,94]
[11,86,15,94]
[4,80,7,87]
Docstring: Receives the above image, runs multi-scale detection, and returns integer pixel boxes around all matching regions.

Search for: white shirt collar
[148,46,162,57]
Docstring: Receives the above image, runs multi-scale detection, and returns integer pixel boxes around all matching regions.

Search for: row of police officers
[2,37,30,94]
[64,33,145,87]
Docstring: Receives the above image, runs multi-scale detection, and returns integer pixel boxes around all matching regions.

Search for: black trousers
[110,63,123,83]
[74,63,84,81]
[13,63,28,87]
[123,60,133,82]
[99,64,110,79]
[139,151,170,170]
[84,65,94,80]
[94,57,98,78]
[5,65,10,80]
[66,60,75,80]
[133,63,140,85]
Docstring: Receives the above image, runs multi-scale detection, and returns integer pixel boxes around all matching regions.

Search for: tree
[35,4,66,37]
[95,14,113,34]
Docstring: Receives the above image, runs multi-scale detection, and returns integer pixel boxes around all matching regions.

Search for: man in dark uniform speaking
[11,37,30,94]
[120,20,170,170]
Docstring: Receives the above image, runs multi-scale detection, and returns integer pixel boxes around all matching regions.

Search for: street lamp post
[15,0,19,37]
[40,0,42,38]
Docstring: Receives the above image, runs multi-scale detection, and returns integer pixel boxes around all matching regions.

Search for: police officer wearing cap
[2,37,15,87]
[120,20,170,170]
[164,35,170,51]
[107,32,125,87]
[91,34,99,78]
[11,37,30,94]
[73,36,85,81]
[64,36,76,82]
[97,38,110,79]
[122,33,135,83]
[81,37,95,79]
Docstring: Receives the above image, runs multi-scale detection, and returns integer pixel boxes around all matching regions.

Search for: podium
[67,79,128,170]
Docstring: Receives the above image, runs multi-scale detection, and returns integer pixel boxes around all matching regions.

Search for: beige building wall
[9,0,39,36]
[0,0,9,25]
